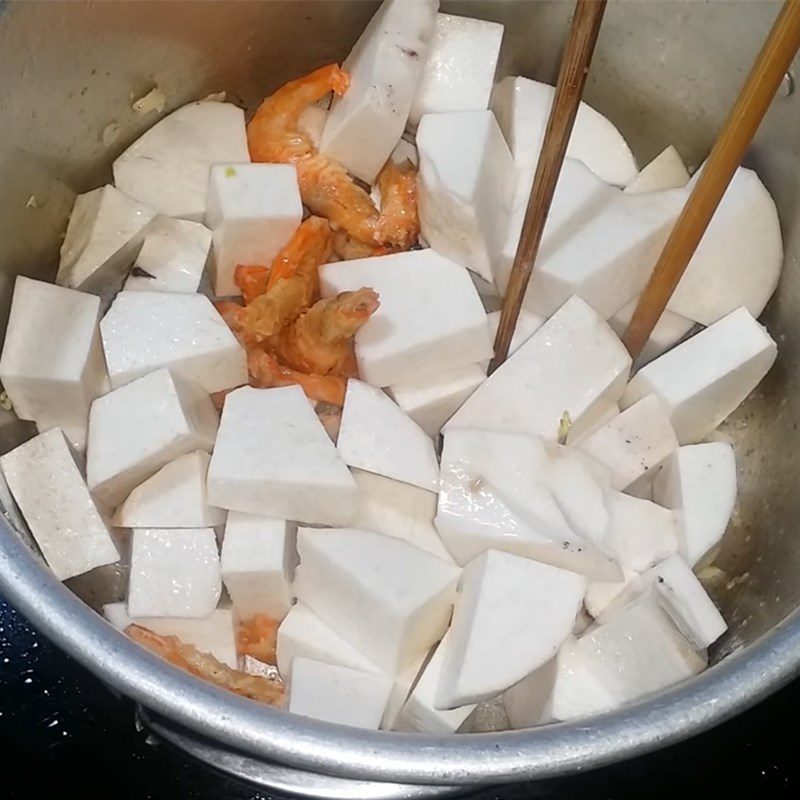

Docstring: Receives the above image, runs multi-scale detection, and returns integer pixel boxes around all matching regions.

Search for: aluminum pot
[0,0,799,796]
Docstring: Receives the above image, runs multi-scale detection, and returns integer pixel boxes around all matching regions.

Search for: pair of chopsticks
[491,0,800,372]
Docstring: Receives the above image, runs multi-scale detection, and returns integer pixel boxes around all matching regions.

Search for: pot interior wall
[0,0,797,662]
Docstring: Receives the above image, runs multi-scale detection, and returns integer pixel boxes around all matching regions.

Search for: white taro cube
[320,249,492,387]
[623,146,691,195]
[436,429,621,580]
[560,600,706,719]
[57,185,156,291]
[351,469,453,563]
[564,400,620,447]
[382,651,428,730]
[408,13,504,127]
[417,110,515,283]
[394,632,476,733]
[493,158,616,301]
[36,421,89,458]
[623,555,727,650]
[337,379,439,492]
[503,655,560,729]
[576,394,679,490]
[602,491,679,573]
[0,277,108,431]
[435,550,586,708]
[112,451,226,529]
[113,101,250,221]
[490,77,637,187]
[608,297,694,367]
[387,365,486,439]
[288,657,393,730]
[319,0,438,184]
[506,637,616,724]
[276,602,379,680]
[207,386,357,525]
[128,527,221,618]
[621,307,777,445]
[293,528,460,674]
[100,291,248,394]
[527,179,687,320]
[205,163,302,297]
[447,296,631,440]
[584,567,642,620]
[103,603,237,667]
[667,167,783,325]
[220,512,296,621]
[86,368,219,509]
[654,443,737,568]
[297,103,328,148]
[483,309,545,369]
[123,216,212,293]
[0,428,118,581]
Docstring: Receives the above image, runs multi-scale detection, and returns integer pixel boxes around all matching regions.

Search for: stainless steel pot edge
[142,709,467,800]
[2,514,799,786]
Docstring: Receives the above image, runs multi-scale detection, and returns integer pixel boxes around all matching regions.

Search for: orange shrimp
[273,288,379,377]
[248,348,347,406]
[247,65,419,250]
[331,229,392,261]
[234,265,271,305]
[215,297,345,405]
[239,216,333,342]
[236,614,279,666]
[214,299,250,344]
[375,160,420,251]
[126,624,284,706]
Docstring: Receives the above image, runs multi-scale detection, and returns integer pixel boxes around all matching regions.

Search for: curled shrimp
[239,216,333,342]
[126,624,284,705]
[234,265,271,305]
[236,614,279,666]
[247,65,419,250]
[214,299,345,406]
[273,288,379,377]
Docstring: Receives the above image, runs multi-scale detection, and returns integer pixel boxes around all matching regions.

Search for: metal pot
[0,0,798,796]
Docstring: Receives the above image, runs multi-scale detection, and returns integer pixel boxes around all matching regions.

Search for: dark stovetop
[0,595,796,800]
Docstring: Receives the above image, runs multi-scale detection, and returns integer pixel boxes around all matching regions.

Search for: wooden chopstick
[489,0,607,373]
[623,0,800,360]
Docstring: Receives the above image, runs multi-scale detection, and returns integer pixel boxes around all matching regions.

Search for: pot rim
[1,518,797,786]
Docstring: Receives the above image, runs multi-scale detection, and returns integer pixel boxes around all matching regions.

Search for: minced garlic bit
[25,196,38,209]
[0,391,13,412]
[101,121,122,147]
[132,86,167,114]
[224,166,237,178]
[557,411,572,445]
[201,90,227,103]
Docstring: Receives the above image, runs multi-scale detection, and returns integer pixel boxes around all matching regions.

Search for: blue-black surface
[0,596,795,799]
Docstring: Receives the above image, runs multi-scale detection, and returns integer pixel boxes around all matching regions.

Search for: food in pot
[0,0,782,733]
